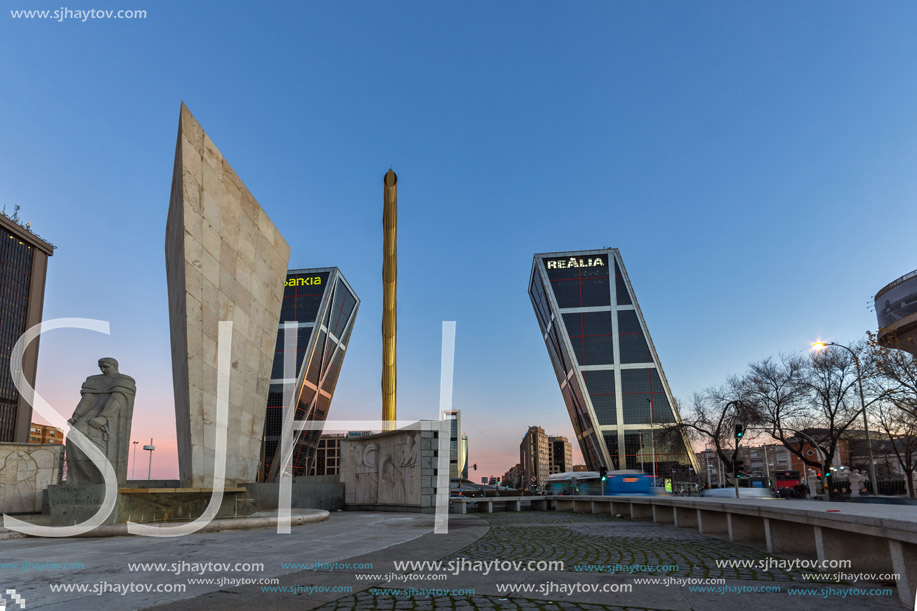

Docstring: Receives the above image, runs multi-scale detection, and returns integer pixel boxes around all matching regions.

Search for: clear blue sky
[3,1,916,479]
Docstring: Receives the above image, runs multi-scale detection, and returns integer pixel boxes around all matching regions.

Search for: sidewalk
[0,512,436,610]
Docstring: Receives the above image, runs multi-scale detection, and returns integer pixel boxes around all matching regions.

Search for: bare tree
[868,332,917,418]
[742,355,807,438]
[741,355,826,494]
[864,334,917,496]
[742,347,874,500]
[874,402,917,498]
[801,344,876,498]
[663,381,764,486]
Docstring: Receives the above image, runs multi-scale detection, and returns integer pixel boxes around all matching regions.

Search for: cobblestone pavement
[442,512,838,583]
[148,512,903,611]
[313,592,659,610]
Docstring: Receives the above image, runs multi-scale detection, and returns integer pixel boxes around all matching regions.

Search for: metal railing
[876,268,917,298]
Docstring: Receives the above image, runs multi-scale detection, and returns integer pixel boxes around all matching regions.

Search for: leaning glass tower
[529,249,697,476]
[259,268,359,481]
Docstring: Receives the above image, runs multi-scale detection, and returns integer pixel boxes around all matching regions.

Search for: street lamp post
[794,428,831,500]
[143,438,155,480]
[725,400,744,499]
[705,451,712,488]
[646,398,657,480]
[131,440,139,480]
[813,342,879,496]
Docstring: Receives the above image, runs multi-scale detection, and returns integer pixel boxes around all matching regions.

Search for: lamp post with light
[812,341,879,496]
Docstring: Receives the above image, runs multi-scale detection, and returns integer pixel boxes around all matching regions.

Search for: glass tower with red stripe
[259,268,359,481]
[529,249,697,477]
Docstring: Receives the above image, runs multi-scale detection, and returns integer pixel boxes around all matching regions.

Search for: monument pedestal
[48,485,255,526]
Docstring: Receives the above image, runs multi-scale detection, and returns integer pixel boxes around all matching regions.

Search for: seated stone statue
[65,358,136,486]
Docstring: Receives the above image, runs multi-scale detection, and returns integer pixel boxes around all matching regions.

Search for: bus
[546,471,602,495]
[774,470,802,491]
[605,470,655,496]
[546,470,655,496]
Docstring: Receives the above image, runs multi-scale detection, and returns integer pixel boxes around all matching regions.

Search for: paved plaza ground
[0,510,905,610]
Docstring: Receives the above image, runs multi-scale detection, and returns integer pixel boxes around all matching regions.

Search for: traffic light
[734,423,744,439]
[599,467,608,482]
[473,464,478,471]
[734,460,745,477]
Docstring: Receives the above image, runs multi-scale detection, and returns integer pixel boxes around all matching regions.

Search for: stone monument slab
[340,422,444,513]
[166,103,290,487]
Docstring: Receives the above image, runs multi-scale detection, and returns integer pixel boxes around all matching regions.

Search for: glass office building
[259,268,359,480]
[443,410,466,480]
[0,211,54,442]
[529,249,697,476]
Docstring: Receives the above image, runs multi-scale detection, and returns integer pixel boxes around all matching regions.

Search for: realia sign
[546,257,605,270]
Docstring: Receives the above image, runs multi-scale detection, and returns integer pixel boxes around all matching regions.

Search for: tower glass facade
[0,214,53,442]
[259,268,359,480]
[529,249,697,477]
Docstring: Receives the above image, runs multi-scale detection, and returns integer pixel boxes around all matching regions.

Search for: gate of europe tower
[529,249,697,476]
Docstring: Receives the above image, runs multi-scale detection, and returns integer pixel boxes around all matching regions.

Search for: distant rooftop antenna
[11,205,20,221]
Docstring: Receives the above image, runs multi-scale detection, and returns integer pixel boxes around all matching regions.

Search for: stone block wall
[0,442,63,513]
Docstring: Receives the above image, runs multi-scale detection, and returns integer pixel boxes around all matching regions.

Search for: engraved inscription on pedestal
[48,484,112,526]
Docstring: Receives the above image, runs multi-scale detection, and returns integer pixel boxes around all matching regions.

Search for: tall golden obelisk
[382,170,398,431]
